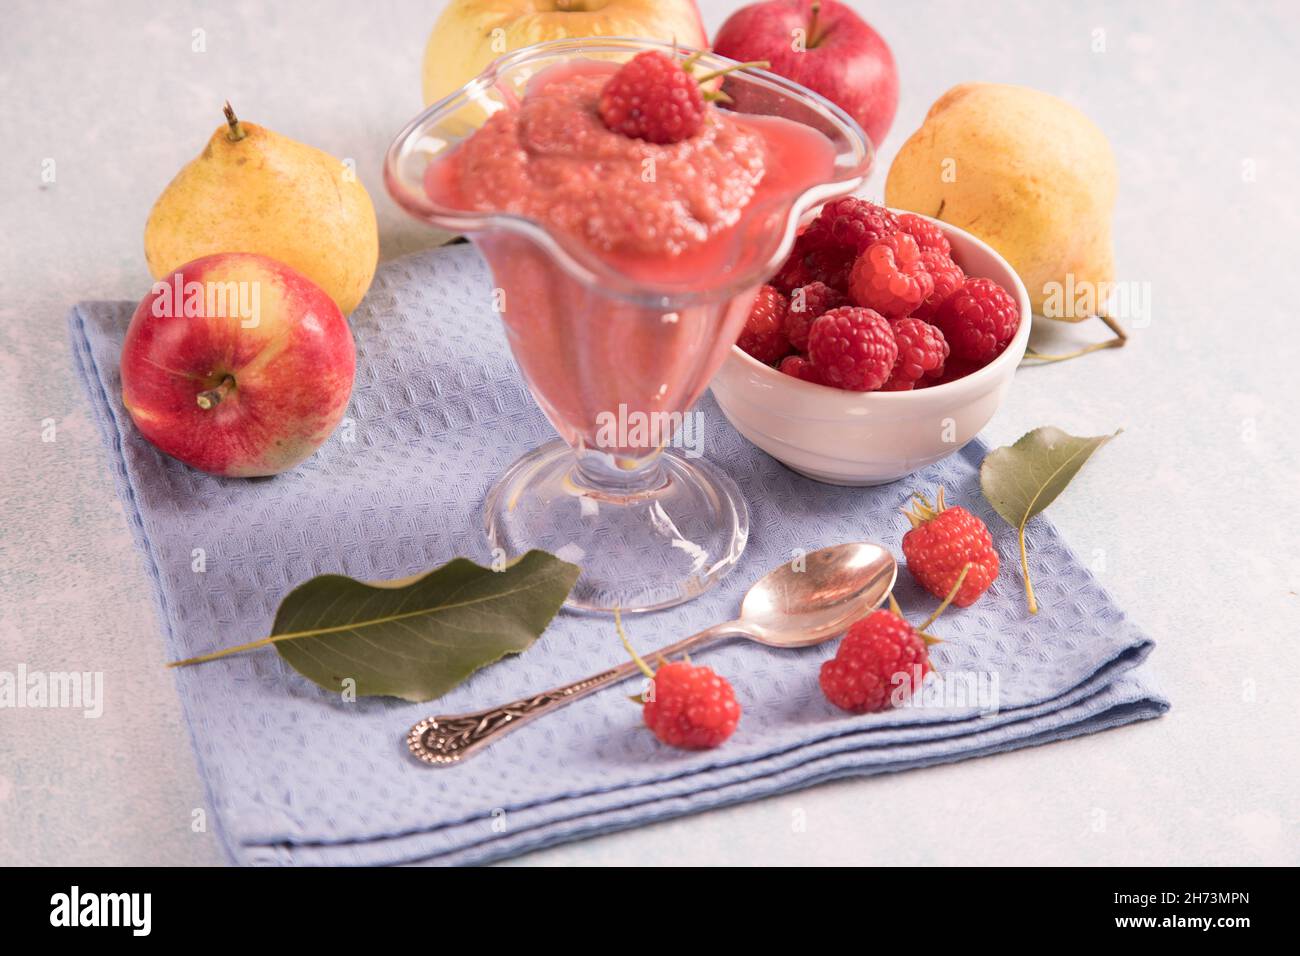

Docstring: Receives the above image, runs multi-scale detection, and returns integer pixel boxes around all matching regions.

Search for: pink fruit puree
[424,61,836,456]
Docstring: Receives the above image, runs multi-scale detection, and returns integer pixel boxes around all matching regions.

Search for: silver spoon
[406,542,897,765]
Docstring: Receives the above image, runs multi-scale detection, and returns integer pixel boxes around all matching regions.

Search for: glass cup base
[484,440,749,613]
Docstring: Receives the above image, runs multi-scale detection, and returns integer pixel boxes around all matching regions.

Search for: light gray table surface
[1,0,1296,866]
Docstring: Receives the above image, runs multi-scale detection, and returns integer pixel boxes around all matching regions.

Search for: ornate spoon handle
[406,623,735,766]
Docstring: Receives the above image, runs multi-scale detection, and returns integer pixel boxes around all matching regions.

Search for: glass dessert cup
[385,37,872,613]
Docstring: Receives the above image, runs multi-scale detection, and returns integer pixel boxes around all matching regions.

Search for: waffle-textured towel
[69,245,1167,866]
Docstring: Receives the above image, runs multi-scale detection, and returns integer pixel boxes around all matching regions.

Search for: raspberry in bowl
[710,205,1030,485]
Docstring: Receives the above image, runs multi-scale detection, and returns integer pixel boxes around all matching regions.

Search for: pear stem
[1022,312,1128,365]
[222,101,246,142]
[196,374,235,410]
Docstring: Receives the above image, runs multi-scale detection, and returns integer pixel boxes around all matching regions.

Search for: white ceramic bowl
[710,213,1031,486]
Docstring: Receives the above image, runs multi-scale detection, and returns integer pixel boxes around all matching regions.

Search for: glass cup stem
[570,443,669,501]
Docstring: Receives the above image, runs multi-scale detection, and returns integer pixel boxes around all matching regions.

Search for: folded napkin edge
[67,302,248,868]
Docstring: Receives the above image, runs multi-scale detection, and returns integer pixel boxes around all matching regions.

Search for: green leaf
[169,550,579,702]
[979,426,1119,614]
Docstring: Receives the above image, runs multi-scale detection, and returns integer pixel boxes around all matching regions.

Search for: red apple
[713,0,899,148]
[121,252,355,477]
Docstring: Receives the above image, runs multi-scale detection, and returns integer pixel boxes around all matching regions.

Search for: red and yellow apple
[422,0,708,106]
[121,253,356,477]
[714,0,899,148]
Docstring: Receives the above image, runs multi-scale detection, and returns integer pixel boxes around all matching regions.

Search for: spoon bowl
[739,542,897,647]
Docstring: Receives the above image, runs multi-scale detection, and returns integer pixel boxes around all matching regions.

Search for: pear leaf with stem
[168,550,579,702]
[979,427,1119,614]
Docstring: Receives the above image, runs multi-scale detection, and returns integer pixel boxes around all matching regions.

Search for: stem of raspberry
[886,561,971,651]
[692,60,771,84]
[903,485,947,528]
[888,591,937,650]
[614,607,656,681]
[614,607,663,705]
[918,563,971,634]
[684,55,770,104]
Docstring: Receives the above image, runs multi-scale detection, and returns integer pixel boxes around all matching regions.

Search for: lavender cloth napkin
[68,244,1167,866]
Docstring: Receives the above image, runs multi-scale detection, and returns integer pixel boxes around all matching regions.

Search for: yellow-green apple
[422,0,708,106]
[121,253,356,477]
[713,0,898,147]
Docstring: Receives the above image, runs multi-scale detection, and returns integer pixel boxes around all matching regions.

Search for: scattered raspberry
[778,354,824,384]
[802,197,899,254]
[616,610,740,749]
[736,285,790,364]
[896,213,952,256]
[642,659,742,749]
[819,609,931,714]
[913,249,966,321]
[807,306,898,391]
[784,281,845,351]
[883,317,949,390]
[901,488,999,607]
[848,233,935,321]
[932,277,1020,364]
[598,50,706,144]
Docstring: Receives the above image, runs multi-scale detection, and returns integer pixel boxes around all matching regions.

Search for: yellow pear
[421,0,708,107]
[885,83,1117,319]
[144,105,378,315]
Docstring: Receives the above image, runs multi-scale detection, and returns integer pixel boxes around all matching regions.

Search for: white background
[0,0,1296,865]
